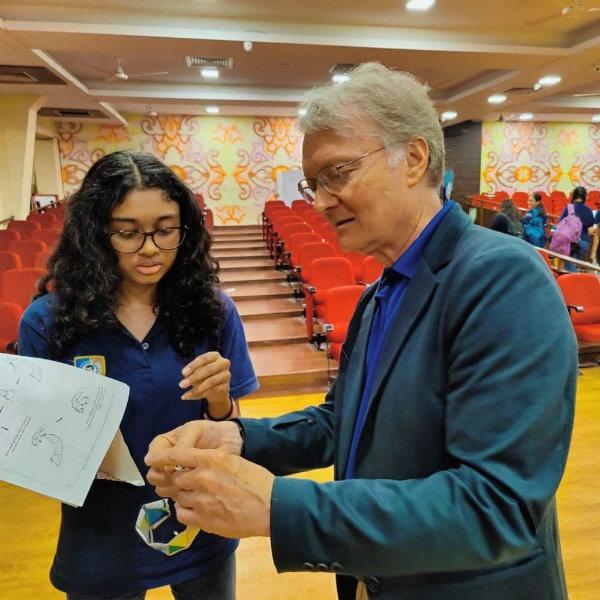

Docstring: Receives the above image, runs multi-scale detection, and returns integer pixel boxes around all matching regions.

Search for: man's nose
[313,186,339,213]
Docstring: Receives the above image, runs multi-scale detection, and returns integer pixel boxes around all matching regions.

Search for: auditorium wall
[56,114,303,225]
[443,120,483,202]
[480,120,600,195]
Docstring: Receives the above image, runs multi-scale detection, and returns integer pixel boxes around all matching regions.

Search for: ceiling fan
[84,57,169,82]
[527,0,600,26]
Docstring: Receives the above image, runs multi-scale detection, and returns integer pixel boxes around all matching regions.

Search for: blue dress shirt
[345,200,455,478]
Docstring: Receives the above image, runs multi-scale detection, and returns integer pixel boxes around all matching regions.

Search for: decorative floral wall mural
[56,114,304,225]
[480,121,600,195]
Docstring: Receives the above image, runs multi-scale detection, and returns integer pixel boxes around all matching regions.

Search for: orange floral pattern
[57,114,303,225]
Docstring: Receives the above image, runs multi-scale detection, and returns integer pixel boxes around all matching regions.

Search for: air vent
[0,65,65,85]
[329,63,359,74]
[38,107,108,119]
[184,57,233,69]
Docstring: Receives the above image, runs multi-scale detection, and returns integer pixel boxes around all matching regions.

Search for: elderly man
[146,63,576,600]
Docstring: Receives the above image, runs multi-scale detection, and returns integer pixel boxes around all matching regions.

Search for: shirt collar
[388,200,455,280]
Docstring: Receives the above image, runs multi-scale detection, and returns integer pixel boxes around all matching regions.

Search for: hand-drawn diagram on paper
[0,355,130,506]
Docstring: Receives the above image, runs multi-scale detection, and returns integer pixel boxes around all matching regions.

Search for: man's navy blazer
[241,204,577,599]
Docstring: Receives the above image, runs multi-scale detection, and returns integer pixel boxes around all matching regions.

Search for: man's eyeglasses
[297,145,390,203]
[108,226,187,254]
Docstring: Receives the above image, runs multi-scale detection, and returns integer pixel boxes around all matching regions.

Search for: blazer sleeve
[268,248,577,577]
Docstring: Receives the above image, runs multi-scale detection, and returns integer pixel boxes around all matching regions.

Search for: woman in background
[19,150,258,599]
[491,199,523,238]
[522,192,547,247]
[558,186,594,271]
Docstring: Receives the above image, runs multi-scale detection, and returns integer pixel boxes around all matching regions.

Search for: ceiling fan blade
[128,71,170,78]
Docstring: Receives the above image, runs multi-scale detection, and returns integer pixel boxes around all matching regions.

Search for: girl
[490,199,523,238]
[19,150,258,599]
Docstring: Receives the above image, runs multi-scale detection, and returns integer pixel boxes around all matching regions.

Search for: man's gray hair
[298,62,445,188]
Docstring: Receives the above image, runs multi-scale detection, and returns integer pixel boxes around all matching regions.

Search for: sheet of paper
[97,429,144,486]
[0,354,130,506]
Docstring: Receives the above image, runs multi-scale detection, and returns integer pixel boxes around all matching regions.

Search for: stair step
[249,343,335,392]
[219,258,274,271]
[220,270,286,283]
[221,282,293,300]
[212,241,266,251]
[212,235,264,243]
[245,317,307,346]
[214,249,270,259]
[213,226,261,233]
[235,298,302,320]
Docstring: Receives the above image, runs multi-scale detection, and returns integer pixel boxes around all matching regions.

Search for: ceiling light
[488,94,507,104]
[441,110,458,121]
[200,67,219,79]
[205,106,219,114]
[538,75,561,87]
[533,83,542,91]
[332,73,350,83]
[592,115,600,122]
[298,108,307,116]
[243,41,253,52]
[519,113,534,120]
[406,0,436,10]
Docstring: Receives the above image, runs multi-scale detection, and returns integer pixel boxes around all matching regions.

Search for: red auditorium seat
[512,191,529,209]
[0,268,46,310]
[557,273,600,343]
[286,232,322,270]
[0,301,23,353]
[27,212,62,229]
[295,241,337,284]
[303,256,356,341]
[0,229,20,251]
[275,222,313,266]
[7,239,47,268]
[7,219,41,240]
[0,251,22,272]
[323,285,365,362]
[588,190,600,209]
[31,228,61,249]
[291,199,308,209]
[340,251,365,281]
[362,255,385,284]
[202,208,214,230]
[33,249,50,269]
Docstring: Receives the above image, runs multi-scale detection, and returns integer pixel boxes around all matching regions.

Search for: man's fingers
[145,446,209,469]
[146,466,174,487]
[147,427,181,454]
[176,421,217,449]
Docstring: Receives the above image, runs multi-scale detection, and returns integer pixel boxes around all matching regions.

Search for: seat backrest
[323,285,365,325]
[0,301,23,351]
[265,204,288,218]
[0,251,22,272]
[279,223,313,244]
[309,256,356,289]
[27,212,61,229]
[362,255,385,284]
[0,268,46,309]
[0,229,20,251]
[307,213,328,230]
[587,190,600,209]
[557,273,600,325]
[33,249,50,269]
[317,222,335,240]
[7,219,41,240]
[288,232,322,257]
[291,199,308,209]
[31,228,61,249]
[297,242,337,278]
[511,191,529,209]
[7,239,48,268]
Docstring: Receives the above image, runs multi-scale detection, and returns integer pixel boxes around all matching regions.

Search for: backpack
[523,208,545,246]
[549,204,582,255]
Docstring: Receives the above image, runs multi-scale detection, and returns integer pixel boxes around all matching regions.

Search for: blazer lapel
[336,297,375,477]
[359,259,438,441]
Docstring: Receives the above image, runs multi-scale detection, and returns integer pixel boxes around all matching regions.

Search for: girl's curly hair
[38,150,223,358]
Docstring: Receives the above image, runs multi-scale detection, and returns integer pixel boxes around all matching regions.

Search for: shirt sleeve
[18,307,51,359]
[218,295,259,400]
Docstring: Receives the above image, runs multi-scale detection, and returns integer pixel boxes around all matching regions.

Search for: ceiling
[0,0,599,126]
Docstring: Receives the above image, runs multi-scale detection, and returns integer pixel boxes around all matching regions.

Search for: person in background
[522,192,547,247]
[559,186,594,271]
[18,151,258,599]
[146,63,576,600]
[490,198,523,237]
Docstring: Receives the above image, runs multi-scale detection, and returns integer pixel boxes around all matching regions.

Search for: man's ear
[405,137,430,188]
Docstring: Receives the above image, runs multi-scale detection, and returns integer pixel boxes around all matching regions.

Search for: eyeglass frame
[107,225,188,254]
[297,144,393,202]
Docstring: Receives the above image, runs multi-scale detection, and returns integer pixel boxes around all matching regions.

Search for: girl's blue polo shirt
[18,291,258,595]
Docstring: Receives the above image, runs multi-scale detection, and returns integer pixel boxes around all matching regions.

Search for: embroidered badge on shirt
[74,355,106,375]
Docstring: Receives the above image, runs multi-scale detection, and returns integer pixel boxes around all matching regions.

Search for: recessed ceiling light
[441,110,457,121]
[538,74,561,87]
[332,73,350,83]
[205,106,219,114]
[406,0,436,10]
[533,83,542,91]
[200,67,219,79]
[592,114,600,122]
[519,113,534,120]
[488,94,507,104]
[298,108,307,116]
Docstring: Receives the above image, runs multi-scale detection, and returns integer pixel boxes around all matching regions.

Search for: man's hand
[145,420,243,499]
[145,447,274,539]
[179,352,232,418]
